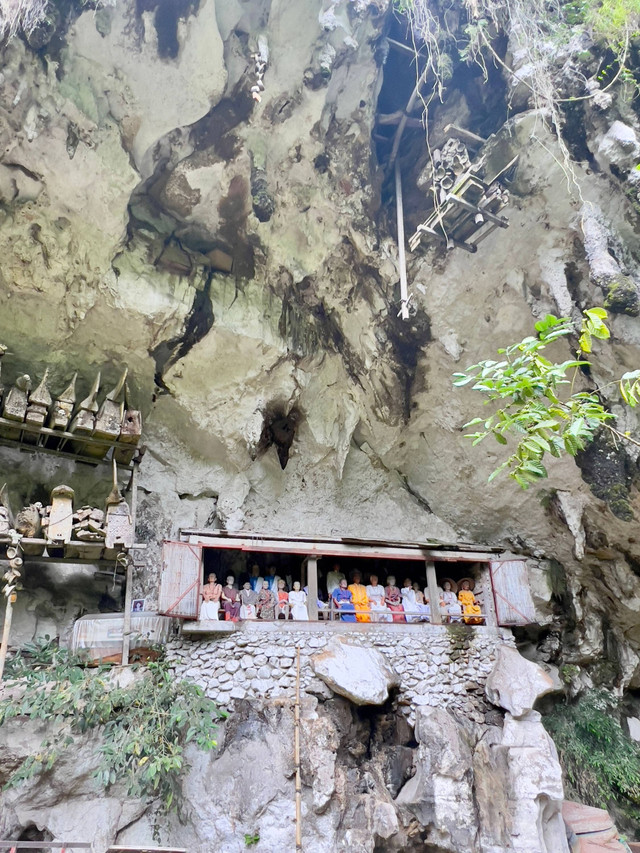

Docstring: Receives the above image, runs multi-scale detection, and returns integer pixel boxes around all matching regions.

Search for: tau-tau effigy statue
[257,580,276,620]
[288,580,308,621]
[366,575,392,623]
[201,572,222,621]
[239,582,258,619]
[222,576,241,621]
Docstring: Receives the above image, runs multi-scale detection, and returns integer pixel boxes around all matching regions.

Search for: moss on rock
[603,275,640,316]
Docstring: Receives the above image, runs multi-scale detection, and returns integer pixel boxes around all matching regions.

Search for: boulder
[310,637,399,705]
[501,712,569,853]
[485,645,555,718]
[395,707,478,852]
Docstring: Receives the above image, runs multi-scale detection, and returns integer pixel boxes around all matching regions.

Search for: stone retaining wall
[167,622,516,723]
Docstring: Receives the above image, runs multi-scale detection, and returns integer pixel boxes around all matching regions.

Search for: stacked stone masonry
[167,623,516,724]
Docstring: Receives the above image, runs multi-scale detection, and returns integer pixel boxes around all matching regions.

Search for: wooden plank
[158,541,202,619]
[106,848,186,852]
[443,123,487,147]
[185,534,500,563]
[180,529,501,552]
[0,845,92,850]
[446,193,509,227]
[489,560,537,626]
[307,556,319,621]
[425,560,441,624]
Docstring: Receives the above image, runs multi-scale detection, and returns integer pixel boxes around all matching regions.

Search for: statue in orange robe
[458,580,484,624]
[348,571,371,623]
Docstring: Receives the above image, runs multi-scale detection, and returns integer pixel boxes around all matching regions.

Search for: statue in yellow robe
[458,580,483,624]
[348,571,371,623]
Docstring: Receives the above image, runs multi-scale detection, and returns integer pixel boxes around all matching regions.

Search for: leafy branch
[0,641,225,814]
[453,308,640,487]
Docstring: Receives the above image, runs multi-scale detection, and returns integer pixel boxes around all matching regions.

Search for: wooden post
[121,560,133,665]
[307,556,318,621]
[395,160,410,321]
[295,645,302,851]
[0,591,16,680]
[425,560,442,625]
[121,463,138,666]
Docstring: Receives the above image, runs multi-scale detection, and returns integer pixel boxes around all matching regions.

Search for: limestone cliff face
[0,0,640,846]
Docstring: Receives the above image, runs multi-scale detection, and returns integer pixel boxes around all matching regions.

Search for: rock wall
[168,622,516,723]
[1,0,640,845]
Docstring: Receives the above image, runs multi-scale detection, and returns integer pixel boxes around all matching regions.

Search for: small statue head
[444,581,452,591]
[243,581,251,590]
[339,578,348,589]
[403,577,412,588]
[352,571,362,584]
[278,579,285,589]
[262,580,270,590]
[251,563,260,576]
[370,574,378,586]
[267,565,276,576]
[461,580,471,590]
[332,562,341,572]
[293,581,301,591]
[208,573,217,583]
[413,581,420,591]
[226,575,235,586]
[387,575,396,587]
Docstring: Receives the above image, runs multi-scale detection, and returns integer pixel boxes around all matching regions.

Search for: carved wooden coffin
[69,372,100,456]
[104,500,134,554]
[114,409,142,465]
[48,373,76,430]
[1,375,30,440]
[84,369,126,459]
[46,484,74,545]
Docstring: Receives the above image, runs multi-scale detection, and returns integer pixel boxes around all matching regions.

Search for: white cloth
[250,576,264,592]
[289,590,309,621]
[401,588,421,623]
[366,584,392,622]
[447,601,463,622]
[200,600,220,621]
[239,603,257,619]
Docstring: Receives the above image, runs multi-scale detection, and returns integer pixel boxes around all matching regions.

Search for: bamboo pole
[295,645,302,851]
[395,160,410,321]
[121,463,138,666]
[0,591,16,681]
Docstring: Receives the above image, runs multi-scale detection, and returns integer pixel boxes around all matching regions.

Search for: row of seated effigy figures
[199,570,485,625]
[200,574,310,621]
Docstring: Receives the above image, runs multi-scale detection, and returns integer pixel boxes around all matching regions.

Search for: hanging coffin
[46,484,75,552]
[1,375,30,440]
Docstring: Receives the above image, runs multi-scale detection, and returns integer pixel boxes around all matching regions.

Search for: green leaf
[579,330,592,353]
[494,433,508,445]
[585,307,608,320]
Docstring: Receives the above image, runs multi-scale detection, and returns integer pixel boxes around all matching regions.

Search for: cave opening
[256,402,302,470]
[135,0,200,60]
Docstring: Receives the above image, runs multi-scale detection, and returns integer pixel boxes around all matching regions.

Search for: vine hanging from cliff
[0,640,225,813]
[395,0,640,190]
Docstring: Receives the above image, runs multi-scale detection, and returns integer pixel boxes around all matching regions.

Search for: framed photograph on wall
[131,598,146,613]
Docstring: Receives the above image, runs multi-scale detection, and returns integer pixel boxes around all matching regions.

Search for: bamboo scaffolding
[295,645,302,852]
